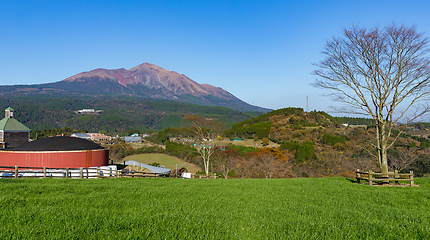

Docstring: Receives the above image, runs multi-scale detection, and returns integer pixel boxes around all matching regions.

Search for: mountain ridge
[0,63,269,112]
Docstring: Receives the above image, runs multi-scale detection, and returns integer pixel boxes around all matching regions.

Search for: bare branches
[388,148,419,172]
[184,114,224,175]
[313,24,430,173]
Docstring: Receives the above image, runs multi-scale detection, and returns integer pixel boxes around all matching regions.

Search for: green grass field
[122,153,202,173]
[1,177,430,239]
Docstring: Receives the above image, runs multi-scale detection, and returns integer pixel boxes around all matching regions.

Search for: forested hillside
[0,96,260,133]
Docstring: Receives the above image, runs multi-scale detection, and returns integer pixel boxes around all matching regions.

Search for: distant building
[342,123,367,129]
[76,109,103,114]
[88,133,112,141]
[71,133,92,140]
[0,107,30,148]
[124,136,142,143]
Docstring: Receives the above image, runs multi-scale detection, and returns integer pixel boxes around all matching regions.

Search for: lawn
[1,177,430,239]
[122,153,202,173]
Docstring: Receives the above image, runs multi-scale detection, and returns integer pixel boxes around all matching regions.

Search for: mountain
[0,63,269,112]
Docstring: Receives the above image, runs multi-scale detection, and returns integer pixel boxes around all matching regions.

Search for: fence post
[394,170,399,184]
[66,167,69,179]
[43,166,47,178]
[356,169,361,183]
[80,167,83,179]
[14,165,18,178]
[410,171,414,186]
[368,170,373,186]
[97,167,100,178]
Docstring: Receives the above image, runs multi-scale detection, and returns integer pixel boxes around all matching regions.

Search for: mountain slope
[0,63,269,112]
[0,96,261,132]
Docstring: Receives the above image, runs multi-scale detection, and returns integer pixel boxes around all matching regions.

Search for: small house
[0,107,30,148]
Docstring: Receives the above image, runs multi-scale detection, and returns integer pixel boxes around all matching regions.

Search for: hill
[220,107,430,177]
[0,96,260,133]
[0,63,270,112]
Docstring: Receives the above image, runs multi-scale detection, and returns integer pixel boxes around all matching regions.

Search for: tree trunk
[378,121,389,184]
[379,122,389,174]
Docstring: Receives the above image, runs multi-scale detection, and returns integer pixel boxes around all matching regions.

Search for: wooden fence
[0,165,168,179]
[356,169,414,186]
[191,173,219,179]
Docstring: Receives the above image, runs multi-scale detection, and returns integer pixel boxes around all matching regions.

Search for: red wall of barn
[0,149,109,168]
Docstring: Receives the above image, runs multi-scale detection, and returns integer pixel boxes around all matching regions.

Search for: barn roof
[7,136,104,151]
[0,117,30,132]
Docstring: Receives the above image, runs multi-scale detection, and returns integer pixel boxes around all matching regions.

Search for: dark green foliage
[394,130,430,149]
[0,96,260,132]
[30,127,81,139]
[157,131,168,143]
[331,116,374,125]
[109,145,164,159]
[280,140,301,151]
[164,141,198,160]
[280,140,315,161]
[225,121,272,139]
[322,134,346,145]
[295,141,315,161]
[228,145,258,155]
[420,141,430,149]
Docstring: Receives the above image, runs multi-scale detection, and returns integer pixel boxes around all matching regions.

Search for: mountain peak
[1,63,269,112]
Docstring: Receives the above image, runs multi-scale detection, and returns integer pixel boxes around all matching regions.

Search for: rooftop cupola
[5,107,13,119]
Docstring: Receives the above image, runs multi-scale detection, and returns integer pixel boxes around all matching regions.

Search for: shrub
[322,134,346,145]
[295,141,315,161]
[333,142,345,151]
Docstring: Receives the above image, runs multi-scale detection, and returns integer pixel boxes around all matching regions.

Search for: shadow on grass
[345,177,358,183]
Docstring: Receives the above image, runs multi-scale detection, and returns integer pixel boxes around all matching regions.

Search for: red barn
[0,136,109,168]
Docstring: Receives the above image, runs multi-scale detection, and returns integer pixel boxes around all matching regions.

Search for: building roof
[0,117,30,132]
[5,107,14,111]
[7,136,105,151]
[71,133,92,139]
[124,160,171,174]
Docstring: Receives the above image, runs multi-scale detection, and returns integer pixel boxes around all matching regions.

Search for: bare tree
[235,158,253,179]
[388,148,419,172]
[314,24,430,174]
[212,147,238,179]
[184,115,224,176]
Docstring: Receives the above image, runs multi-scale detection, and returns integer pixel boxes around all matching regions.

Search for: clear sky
[1,0,430,115]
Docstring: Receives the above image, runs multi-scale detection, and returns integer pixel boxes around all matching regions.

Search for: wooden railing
[118,170,161,178]
[0,166,169,179]
[191,173,219,179]
[356,169,414,186]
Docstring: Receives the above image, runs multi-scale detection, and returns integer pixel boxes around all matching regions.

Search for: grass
[217,138,280,148]
[122,153,202,173]
[1,177,430,239]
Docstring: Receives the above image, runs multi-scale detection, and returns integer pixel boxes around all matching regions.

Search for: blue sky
[1,0,430,114]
